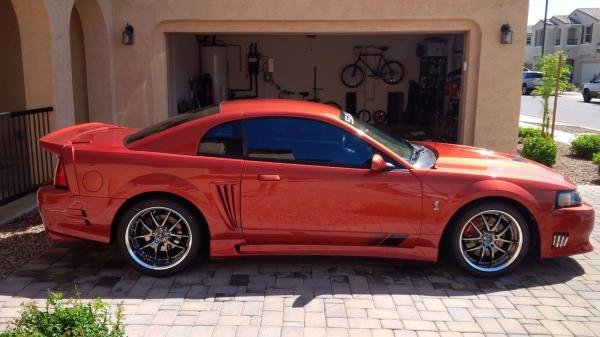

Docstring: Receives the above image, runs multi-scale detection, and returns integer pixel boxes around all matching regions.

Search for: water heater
[200,45,229,103]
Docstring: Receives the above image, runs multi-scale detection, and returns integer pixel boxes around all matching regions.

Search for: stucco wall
[0,0,26,112]
[108,0,527,152]
[7,0,528,153]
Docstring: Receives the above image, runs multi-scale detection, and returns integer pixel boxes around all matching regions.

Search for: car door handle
[257,174,281,181]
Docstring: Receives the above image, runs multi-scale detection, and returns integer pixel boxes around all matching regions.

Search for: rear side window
[525,73,542,79]
[125,105,220,146]
[198,120,243,157]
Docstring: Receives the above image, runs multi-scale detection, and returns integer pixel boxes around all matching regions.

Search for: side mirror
[370,153,387,172]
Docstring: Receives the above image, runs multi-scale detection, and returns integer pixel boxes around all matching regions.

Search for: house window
[555,29,561,45]
[534,30,543,46]
[583,25,593,43]
[526,33,532,45]
[567,28,578,45]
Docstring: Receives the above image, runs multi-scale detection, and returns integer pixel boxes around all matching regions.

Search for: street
[521,94,600,130]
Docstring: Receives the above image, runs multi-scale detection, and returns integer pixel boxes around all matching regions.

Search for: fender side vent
[379,235,406,246]
[552,232,569,249]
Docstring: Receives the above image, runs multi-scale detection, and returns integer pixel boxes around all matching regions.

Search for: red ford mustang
[38,99,594,277]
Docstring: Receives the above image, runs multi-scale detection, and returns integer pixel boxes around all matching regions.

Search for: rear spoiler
[39,122,119,154]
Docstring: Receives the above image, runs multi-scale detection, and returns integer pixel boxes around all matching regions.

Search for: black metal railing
[0,107,54,206]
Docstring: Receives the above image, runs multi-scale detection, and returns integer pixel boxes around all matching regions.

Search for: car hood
[425,142,575,189]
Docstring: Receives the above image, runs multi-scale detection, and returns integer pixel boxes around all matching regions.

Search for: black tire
[357,109,371,123]
[449,201,530,278]
[116,197,204,277]
[324,101,343,110]
[522,84,528,95]
[373,110,387,124]
[341,64,365,88]
[584,89,591,103]
[381,60,405,85]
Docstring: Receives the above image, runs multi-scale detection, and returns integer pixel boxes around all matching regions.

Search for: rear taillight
[54,157,68,189]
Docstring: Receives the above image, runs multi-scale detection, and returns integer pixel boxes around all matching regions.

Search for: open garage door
[167,33,465,143]
[582,62,600,84]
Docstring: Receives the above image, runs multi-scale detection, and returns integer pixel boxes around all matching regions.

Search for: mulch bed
[0,211,51,280]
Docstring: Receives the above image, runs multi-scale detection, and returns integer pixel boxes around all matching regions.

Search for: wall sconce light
[500,23,513,44]
[122,23,134,45]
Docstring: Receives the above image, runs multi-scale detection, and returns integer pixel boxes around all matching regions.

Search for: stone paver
[2,186,600,336]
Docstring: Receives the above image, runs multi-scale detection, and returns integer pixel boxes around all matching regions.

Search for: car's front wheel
[583,89,592,103]
[450,202,529,277]
[116,198,204,276]
[522,84,528,95]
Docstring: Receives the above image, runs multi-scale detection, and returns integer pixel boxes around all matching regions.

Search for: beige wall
[3,0,528,153]
[70,7,90,124]
[0,0,26,112]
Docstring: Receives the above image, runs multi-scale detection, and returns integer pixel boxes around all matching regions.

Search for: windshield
[340,111,413,161]
[125,105,220,145]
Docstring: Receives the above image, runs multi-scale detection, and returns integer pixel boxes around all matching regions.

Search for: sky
[528,0,600,25]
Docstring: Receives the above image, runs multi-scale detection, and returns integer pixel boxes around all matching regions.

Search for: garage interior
[167,33,465,143]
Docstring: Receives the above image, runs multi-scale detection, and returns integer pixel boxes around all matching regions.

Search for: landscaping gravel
[554,142,600,185]
[0,211,51,280]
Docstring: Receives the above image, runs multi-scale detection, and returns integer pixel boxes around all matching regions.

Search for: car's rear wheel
[116,198,203,276]
[584,89,592,103]
[522,84,528,95]
[450,202,529,277]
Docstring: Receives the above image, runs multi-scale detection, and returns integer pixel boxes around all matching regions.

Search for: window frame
[243,116,382,169]
[197,116,404,170]
[583,25,593,44]
[197,119,245,159]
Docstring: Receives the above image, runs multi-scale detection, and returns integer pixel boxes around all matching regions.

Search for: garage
[166,33,465,143]
[581,62,600,84]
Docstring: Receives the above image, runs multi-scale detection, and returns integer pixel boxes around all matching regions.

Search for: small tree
[532,51,572,137]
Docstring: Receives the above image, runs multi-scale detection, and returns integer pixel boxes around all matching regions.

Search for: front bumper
[37,185,124,243]
[539,202,594,258]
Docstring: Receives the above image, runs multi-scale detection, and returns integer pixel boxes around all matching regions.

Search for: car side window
[244,117,373,168]
[198,120,243,157]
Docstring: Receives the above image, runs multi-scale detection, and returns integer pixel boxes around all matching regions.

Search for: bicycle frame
[354,52,389,76]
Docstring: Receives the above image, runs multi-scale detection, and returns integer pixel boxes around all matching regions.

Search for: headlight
[556,190,582,208]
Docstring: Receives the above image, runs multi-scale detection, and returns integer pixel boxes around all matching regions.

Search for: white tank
[200,46,229,103]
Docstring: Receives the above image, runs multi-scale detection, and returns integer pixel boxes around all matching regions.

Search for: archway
[70,6,89,124]
[71,0,114,123]
[0,0,26,112]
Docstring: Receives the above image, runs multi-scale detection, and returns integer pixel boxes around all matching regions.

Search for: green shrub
[518,127,542,139]
[522,136,557,167]
[593,153,600,175]
[0,292,123,337]
[571,134,600,159]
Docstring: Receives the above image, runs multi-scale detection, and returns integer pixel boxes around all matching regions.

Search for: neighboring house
[525,8,600,85]
[0,0,528,155]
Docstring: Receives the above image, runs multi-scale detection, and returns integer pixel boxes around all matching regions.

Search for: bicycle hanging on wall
[341,45,405,88]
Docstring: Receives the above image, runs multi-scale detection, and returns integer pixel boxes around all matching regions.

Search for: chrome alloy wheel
[459,210,523,273]
[125,207,192,271]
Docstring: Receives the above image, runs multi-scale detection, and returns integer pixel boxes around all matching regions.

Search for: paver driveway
[1,186,600,337]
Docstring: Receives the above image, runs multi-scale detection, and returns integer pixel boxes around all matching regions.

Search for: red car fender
[421,178,545,241]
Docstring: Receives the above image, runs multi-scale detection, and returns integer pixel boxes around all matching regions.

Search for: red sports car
[38,99,594,277]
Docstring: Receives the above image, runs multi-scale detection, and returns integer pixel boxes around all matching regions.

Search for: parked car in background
[522,71,543,95]
[37,99,594,278]
[583,78,600,102]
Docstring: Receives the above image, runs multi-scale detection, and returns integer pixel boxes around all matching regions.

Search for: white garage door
[582,62,600,83]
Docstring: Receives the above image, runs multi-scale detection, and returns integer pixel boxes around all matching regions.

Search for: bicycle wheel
[357,109,371,123]
[324,101,343,110]
[380,60,405,85]
[341,64,365,88]
[373,110,387,124]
